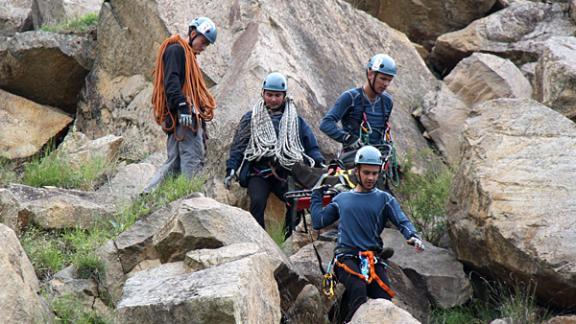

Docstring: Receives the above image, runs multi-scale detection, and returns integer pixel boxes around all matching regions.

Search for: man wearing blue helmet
[320,54,397,161]
[145,17,218,193]
[224,72,325,237]
[310,145,424,323]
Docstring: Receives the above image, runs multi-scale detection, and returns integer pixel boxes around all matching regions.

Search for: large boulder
[0,184,115,231]
[444,53,532,107]
[0,89,72,160]
[381,229,472,308]
[448,98,576,308]
[98,194,308,316]
[417,53,533,166]
[31,0,102,29]
[97,162,157,206]
[0,30,96,114]
[57,131,122,169]
[416,84,470,166]
[349,299,421,324]
[116,254,281,324]
[344,0,496,49]
[534,37,576,119]
[0,0,32,35]
[430,1,576,75]
[0,224,52,323]
[76,0,439,172]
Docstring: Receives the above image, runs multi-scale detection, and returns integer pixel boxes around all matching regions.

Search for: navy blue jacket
[320,87,393,145]
[226,108,324,173]
[310,188,417,252]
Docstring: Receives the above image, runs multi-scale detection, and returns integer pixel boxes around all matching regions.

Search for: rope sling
[151,34,216,137]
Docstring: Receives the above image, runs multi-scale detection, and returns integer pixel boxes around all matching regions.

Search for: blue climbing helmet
[354,146,383,166]
[262,72,288,92]
[366,54,397,77]
[189,17,217,44]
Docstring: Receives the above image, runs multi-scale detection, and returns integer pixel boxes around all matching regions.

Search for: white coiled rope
[244,97,314,168]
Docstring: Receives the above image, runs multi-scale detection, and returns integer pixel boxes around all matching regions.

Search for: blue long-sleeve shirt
[310,188,417,252]
[320,87,393,145]
[226,109,324,172]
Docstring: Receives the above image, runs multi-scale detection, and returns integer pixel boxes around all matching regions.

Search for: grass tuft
[41,13,99,33]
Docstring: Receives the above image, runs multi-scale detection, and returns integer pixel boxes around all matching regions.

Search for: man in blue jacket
[310,145,424,323]
[320,54,397,160]
[224,72,325,237]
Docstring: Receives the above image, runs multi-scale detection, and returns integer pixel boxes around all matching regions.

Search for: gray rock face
[116,255,281,324]
[381,229,472,308]
[445,53,533,107]
[98,195,308,315]
[0,30,96,114]
[417,84,470,166]
[0,89,72,160]
[0,224,52,324]
[0,0,32,35]
[31,0,101,28]
[430,1,576,75]
[0,184,115,231]
[57,131,122,170]
[534,37,576,119]
[349,299,421,324]
[448,98,576,308]
[97,162,157,205]
[76,0,439,173]
[184,242,261,271]
[345,0,496,49]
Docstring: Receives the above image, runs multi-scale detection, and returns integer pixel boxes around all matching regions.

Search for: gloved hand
[312,184,330,194]
[343,134,362,150]
[224,169,235,190]
[179,113,194,127]
[313,159,326,169]
[407,235,425,252]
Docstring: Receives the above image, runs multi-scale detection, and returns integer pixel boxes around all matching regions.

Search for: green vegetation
[21,175,204,280]
[396,150,453,244]
[41,13,99,33]
[52,294,110,324]
[267,218,286,247]
[22,148,114,191]
[430,279,549,324]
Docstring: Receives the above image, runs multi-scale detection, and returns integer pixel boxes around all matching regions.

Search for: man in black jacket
[224,72,324,237]
[144,17,218,193]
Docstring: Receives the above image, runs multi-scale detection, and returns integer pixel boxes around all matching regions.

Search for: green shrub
[396,150,453,244]
[41,13,99,33]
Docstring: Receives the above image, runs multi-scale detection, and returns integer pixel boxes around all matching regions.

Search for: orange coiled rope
[151,34,217,134]
[335,250,396,298]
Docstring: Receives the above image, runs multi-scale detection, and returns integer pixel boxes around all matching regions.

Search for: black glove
[343,134,361,150]
[313,158,326,169]
[312,184,330,194]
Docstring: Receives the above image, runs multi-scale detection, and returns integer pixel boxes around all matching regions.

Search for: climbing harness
[334,251,396,298]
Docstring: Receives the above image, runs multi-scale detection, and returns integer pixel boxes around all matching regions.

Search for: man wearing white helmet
[320,54,397,160]
[224,72,324,238]
[310,145,424,323]
[145,17,218,192]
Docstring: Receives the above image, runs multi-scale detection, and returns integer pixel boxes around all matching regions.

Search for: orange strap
[151,35,217,136]
[335,251,396,298]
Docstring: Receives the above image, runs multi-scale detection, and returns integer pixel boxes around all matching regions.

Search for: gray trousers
[144,125,205,193]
